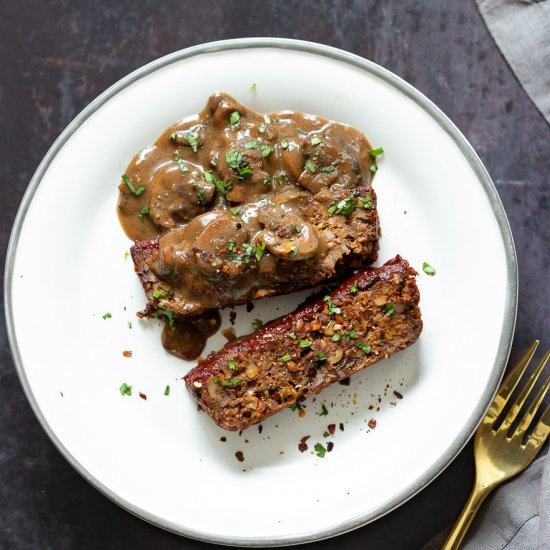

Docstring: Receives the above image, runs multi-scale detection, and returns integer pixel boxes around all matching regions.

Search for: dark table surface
[1,1,549,548]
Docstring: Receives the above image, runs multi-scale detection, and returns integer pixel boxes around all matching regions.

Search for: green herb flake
[254,242,266,262]
[356,342,372,354]
[171,131,200,152]
[258,123,267,133]
[119,383,132,397]
[386,302,395,316]
[361,195,373,210]
[122,174,145,197]
[263,175,271,186]
[328,195,356,216]
[244,140,257,149]
[205,170,232,196]
[102,313,112,320]
[368,147,384,157]
[332,332,341,342]
[323,296,341,315]
[299,340,312,348]
[317,352,328,361]
[422,262,436,276]
[138,206,150,221]
[288,332,297,340]
[273,117,280,123]
[196,187,206,206]
[343,329,357,343]
[60,391,63,397]
[280,354,292,363]
[305,160,316,173]
[231,205,243,216]
[215,377,242,387]
[350,280,359,294]
[251,319,263,331]
[174,156,189,172]
[280,138,289,149]
[311,136,324,146]
[250,83,257,92]
[323,431,329,437]
[314,443,327,458]
[151,308,176,329]
[229,111,240,127]
[260,144,274,157]
[226,149,253,180]
[289,247,300,259]
[128,322,132,329]
[290,402,304,412]
[227,359,237,370]
[322,165,336,173]
[164,385,170,396]
[319,404,329,416]
[370,163,378,173]
[152,288,169,299]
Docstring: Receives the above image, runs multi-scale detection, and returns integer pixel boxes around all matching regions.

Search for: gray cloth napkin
[475,0,550,126]
[423,444,549,549]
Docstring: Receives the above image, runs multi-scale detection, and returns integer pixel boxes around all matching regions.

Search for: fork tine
[487,340,539,421]
[515,359,550,437]
[526,403,550,447]
[501,348,549,430]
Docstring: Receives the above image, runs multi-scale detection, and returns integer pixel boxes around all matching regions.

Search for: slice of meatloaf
[184,255,422,431]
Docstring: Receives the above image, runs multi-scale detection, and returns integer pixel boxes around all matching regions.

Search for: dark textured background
[1,1,548,548]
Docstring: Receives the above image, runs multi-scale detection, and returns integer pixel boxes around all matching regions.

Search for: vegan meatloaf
[122,93,381,316]
[184,255,422,431]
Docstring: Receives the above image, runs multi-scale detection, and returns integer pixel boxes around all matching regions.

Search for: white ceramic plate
[5,39,516,546]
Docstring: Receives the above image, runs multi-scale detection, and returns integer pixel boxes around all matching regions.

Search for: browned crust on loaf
[184,255,422,430]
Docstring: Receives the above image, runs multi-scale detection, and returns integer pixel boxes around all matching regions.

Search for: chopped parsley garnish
[356,342,372,354]
[213,377,242,387]
[166,271,178,281]
[204,170,232,195]
[226,149,253,179]
[280,138,289,149]
[290,402,304,412]
[260,144,274,157]
[174,156,189,172]
[196,187,206,205]
[323,431,329,437]
[119,383,132,397]
[289,247,300,259]
[251,319,263,331]
[343,329,357,343]
[128,322,132,329]
[170,131,200,152]
[258,123,267,133]
[386,302,395,316]
[263,175,271,186]
[361,196,373,211]
[422,262,436,276]
[370,163,378,173]
[299,340,312,348]
[323,295,341,315]
[164,385,170,396]
[280,354,292,363]
[238,242,266,263]
[328,195,356,216]
[305,160,316,173]
[311,136,324,146]
[332,332,341,342]
[322,164,336,173]
[319,404,329,416]
[250,83,257,92]
[350,280,359,294]
[231,205,243,216]
[314,443,327,458]
[152,308,176,329]
[273,117,280,123]
[138,206,150,221]
[122,174,145,197]
[152,289,169,299]
[316,352,328,360]
[288,332,297,340]
[229,111,240,127]
[102,313,112,319]
[227,359,236,370]
[244,140,257,149]
[368,147,384,157]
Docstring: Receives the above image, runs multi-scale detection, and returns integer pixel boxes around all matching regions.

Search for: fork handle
[441,481,492,549]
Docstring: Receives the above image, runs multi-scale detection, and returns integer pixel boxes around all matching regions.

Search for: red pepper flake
[298,435,310,452]
[235,451,245,462]
[122,350,132,358]
[393,390,403,399]
[139,392,147,400]
[368,418,377,429]
[327,424,336,435]
[327,441,334,452]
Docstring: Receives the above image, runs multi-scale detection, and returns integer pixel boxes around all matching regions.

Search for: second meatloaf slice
[184,255,422,431]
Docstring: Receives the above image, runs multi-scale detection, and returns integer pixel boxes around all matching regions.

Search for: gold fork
[442,340,550,549]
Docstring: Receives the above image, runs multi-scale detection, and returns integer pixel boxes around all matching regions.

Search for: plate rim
[4,37,518,547]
